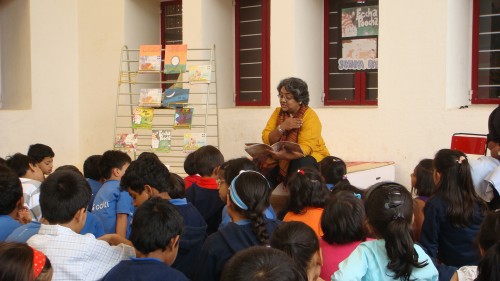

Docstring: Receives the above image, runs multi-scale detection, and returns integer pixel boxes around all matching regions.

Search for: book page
[244,143,273,158]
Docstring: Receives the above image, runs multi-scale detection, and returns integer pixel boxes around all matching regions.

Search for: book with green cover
[133,107,154,129]
[152,130,171,152]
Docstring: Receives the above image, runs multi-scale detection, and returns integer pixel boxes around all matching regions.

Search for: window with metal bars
[235,0,270,106]
[161,0,183,89]
[472,0,500,104]
[324,0,378,106]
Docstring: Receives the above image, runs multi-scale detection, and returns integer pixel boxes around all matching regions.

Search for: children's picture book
[114,133,138,151]
[133,107,154,129]
[244,141,305,159]
[164,44,187,74]
[151,130,171,152]
[188,65,212,84]
[173,107,194,129]
[162,88,189,108]
[139,45,162,72]
[139,88,162,107]
[183,132,207,153]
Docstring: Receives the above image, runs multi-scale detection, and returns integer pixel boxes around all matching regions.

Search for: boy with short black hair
[92,150,133,238]
[27,170,135,281]
[5,153,45,221]
[120,157,207,279]
[185,145,225,235]
[27,143,55,176]
[0,165,26,241]
[103,197,188,281]
[183,151,200,189]
[83,154,103,210]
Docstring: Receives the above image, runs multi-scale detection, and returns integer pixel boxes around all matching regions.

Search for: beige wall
[0,0,79,165]
[0,0,496,187]
[0,0,31,109]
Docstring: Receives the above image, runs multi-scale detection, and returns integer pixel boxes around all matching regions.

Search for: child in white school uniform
[27,170,135,281]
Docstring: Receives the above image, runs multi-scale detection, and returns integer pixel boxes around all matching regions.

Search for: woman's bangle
[277,125,285,134]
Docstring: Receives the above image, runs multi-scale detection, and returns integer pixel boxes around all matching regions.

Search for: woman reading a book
[260,77,330,188]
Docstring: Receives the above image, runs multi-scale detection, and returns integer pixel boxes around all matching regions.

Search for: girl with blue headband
[195,171,280,281]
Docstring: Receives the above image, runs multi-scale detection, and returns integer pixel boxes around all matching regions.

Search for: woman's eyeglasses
[277,94,294,102]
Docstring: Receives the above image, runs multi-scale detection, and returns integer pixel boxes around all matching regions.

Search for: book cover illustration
[188,65,212,84]
[164,44,187,74]
[341,6,379,38]
[162,88,189,108]
[139,88,162,107]
[151,130,171,152]
[183,132,207,153]
[132,107,154,129]
[173,107,194,129]
[114,133,138,151]
[139,45,162,72]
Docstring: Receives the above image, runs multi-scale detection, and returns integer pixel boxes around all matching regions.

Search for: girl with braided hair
[332,182,438,281]
[195,171,280,281]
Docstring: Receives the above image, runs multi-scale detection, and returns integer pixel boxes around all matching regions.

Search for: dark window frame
[235,0,270,106]
[324,0,378,106]
[160,0,183,90]
[471,0,500,104]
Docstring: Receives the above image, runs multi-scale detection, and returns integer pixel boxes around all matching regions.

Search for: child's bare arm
[116,214,128,238]
[98,233,133,247]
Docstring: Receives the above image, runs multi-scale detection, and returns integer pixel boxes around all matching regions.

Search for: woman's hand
[280,117,303,131]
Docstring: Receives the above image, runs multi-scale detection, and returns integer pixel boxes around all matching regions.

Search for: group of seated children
[1,143,500,281]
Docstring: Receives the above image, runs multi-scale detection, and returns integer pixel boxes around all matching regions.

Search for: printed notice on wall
[341,6,379,38]
[339,5,378,70]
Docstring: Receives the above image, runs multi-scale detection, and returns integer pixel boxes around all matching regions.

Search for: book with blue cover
[162,88,189,108]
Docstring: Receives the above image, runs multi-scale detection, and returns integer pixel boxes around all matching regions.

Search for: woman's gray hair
[277,77,309,105]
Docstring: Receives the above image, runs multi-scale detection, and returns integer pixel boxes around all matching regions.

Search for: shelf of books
[114,44,219,176]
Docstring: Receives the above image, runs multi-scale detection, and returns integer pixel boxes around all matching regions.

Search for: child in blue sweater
[92,150,133,238]
[421,149,487,269]
[120,155,206,279]
[103,197,188,281]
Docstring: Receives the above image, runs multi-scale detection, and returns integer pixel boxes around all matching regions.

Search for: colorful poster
[139,45,162,72]
[164,44,188,74]
[183,132,206,153]
[173,107,194,129]
[341,6,379,38]
[152,130,171,152]
[132,107,154,129]
[339,38,378,70]
[114,133,138,151]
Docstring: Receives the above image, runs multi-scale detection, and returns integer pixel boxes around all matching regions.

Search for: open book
[244,141,304,159]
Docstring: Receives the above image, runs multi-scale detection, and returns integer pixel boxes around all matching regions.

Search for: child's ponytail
[365,182,428,281]
[247,208,269,245]
[385,217,427,280]
[230,171,272,245]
